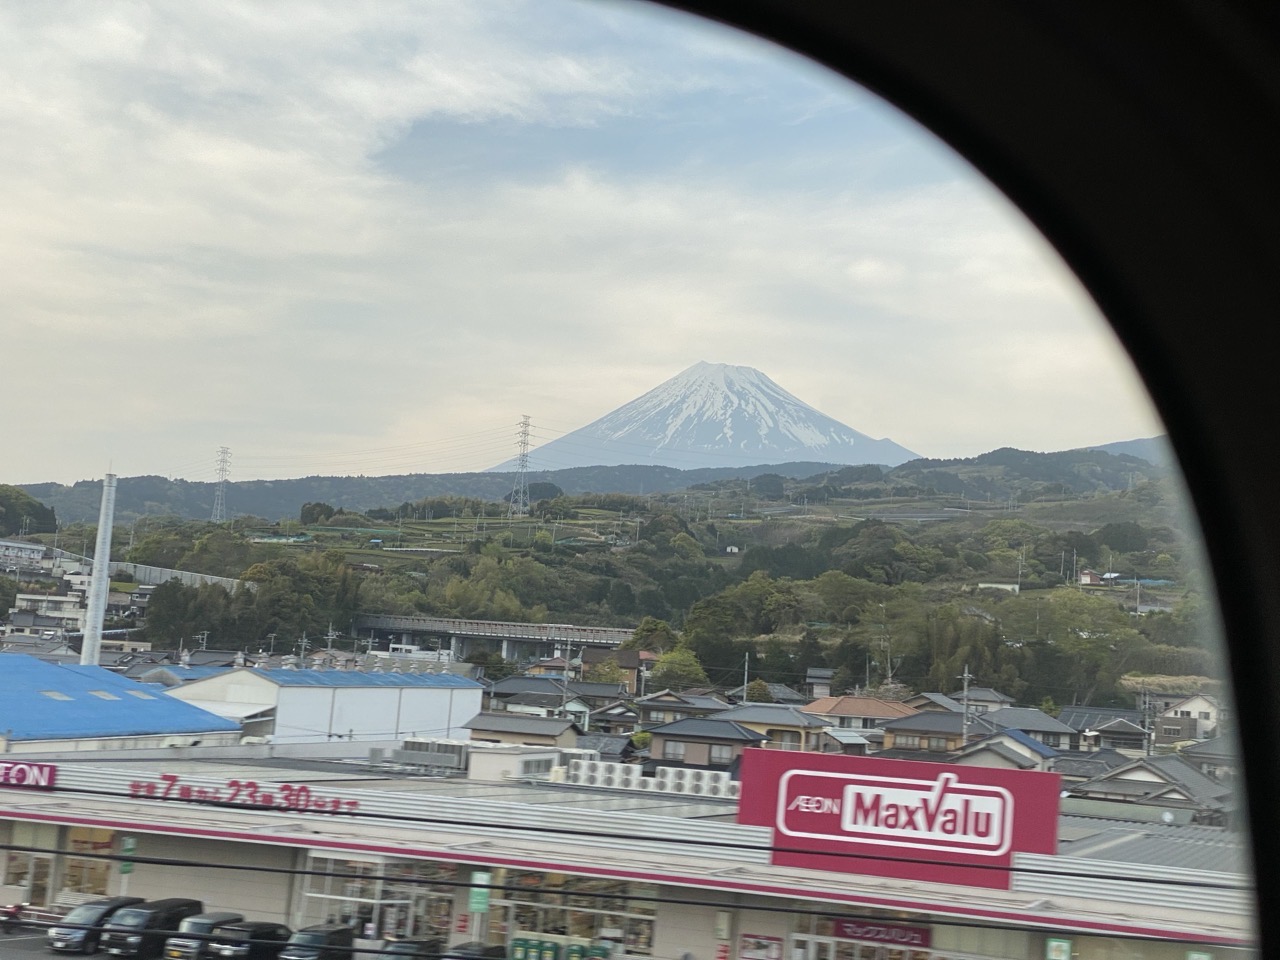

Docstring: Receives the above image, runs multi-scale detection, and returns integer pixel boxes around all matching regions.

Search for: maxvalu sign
[737,751,1060,890]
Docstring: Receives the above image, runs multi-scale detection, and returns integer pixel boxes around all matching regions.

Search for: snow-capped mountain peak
[492,362,919,471]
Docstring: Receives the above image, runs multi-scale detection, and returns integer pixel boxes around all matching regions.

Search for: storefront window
[3,822,57,905]
[298,855,456,941]
[492,870,655,957]
[62,828,114,896]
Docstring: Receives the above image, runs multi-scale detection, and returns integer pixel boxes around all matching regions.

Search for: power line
[6,781,1249,893]
[0,841,1230,949]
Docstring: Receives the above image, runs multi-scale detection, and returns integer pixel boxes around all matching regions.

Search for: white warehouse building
[165,667,484,743]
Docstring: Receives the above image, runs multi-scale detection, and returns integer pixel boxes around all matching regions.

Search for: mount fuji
[498,361,919,471]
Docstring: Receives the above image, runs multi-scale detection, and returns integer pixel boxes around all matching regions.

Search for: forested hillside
[20,447,1166,523]
[9,467,1210,711]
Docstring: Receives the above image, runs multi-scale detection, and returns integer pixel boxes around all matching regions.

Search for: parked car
[164,913,246,960]
[100,900,205,959]
[47,898,145,954]
[277,925,354,960]
[379,940,443,960]
[206,921,293,960]
[439,944,505,960]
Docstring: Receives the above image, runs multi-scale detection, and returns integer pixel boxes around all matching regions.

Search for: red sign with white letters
[737,751,1059,889]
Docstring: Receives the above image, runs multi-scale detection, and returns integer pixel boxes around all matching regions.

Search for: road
[0,928,51,960]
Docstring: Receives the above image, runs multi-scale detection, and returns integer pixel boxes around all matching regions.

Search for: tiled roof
[646,717,768,742]
[463,713,580,735]
[1058,705,1144,731]
[988,707,1077,735]
[712,703,829,727]
[802,695,917,719]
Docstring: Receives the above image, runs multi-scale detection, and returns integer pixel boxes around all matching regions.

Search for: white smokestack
[80,473,117,666]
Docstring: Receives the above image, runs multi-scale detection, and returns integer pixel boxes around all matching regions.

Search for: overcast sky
[2,1,1164,486]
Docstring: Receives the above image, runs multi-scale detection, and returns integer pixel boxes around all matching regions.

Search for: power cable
[5,780,1249,892]
[0,843,1231,955]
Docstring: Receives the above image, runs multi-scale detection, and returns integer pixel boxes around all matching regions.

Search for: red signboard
[737,751,1059,889]
[0,761,57,790]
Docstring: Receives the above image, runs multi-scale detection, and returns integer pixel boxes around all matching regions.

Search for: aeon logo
[778,770,1013,856]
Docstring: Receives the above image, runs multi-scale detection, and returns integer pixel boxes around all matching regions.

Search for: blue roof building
[0,654,242,751]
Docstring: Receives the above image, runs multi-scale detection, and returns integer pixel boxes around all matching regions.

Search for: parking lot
[1,928,53,960]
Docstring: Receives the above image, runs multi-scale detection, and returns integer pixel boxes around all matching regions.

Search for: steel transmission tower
[507,415,532,519]
[211,446,231,523]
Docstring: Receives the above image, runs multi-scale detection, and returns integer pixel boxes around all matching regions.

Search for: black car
[277,925,354,960]
[100,900,205,960]
[206,922,293,960]
[47,898,145,954]
[164,913,246,960]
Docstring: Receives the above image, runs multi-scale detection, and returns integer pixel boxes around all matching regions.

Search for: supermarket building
[0,750,1255,960]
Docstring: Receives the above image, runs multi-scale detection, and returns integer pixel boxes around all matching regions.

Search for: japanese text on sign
[127,773,360,814]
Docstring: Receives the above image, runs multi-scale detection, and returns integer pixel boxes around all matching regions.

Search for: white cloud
[0,0,1161,484]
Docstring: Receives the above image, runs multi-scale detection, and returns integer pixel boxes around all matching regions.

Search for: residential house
[878,711,1000,757]
[635,689,731,728]
[589,699,640,735]
[644,717,768,773]
[463,713,582,748]
[1180,736,1237,783]
[1156,694,1223,744]
[805,667,834,699]
[800,694,915,750]
[487,676,629,714]
[1065,753,1237,826]
[527,656,571,677]
[901,692,964,713]
[5,589,86,636]
[580,647,647,693]
[947,686,1015,714]
[0,538,45,573]
[986,706,1080,750]
[577,733,637,764]
[709,703,834,752]
[725,682,809,705]
[951,729,1059,771]
[1048,748,1132,784]
[801,694,918,731]
[500,691,591,731]
[1058,704,1150,755]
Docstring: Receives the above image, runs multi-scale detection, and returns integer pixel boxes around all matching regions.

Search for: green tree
[649,646,710,691]
[300,502,337,525]
[624,617,680,652]
[585,659,627,684]
[745,678,775,702]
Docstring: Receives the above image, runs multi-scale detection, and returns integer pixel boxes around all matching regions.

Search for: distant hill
[20,446,1167,524]
[493,361,919,471]
[1077,435,1172,466]
[0,484,58,536]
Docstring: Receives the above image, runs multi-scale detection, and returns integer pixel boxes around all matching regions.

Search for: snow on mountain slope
[494,361,919,471]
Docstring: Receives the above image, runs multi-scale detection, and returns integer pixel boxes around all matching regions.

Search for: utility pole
[958,663,974,742]
[743,651,749,698]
